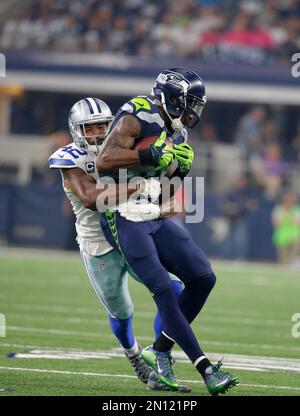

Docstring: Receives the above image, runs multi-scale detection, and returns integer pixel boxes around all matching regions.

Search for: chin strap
[160,92,185,131]
[171,118,184,131]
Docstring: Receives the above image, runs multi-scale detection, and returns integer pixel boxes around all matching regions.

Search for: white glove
[138,178,161,202]
[118,201,161,222]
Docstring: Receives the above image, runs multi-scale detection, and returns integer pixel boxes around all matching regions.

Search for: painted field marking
[1,366,300,393]
[4,326,300,353]
[4,345,300,374]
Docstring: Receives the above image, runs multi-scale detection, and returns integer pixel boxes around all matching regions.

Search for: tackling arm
[62,167,142,210]
[97,114,175,173]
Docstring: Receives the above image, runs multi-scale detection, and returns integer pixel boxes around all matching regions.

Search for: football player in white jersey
[48,97,184,385]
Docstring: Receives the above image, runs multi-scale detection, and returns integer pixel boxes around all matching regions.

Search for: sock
[153,331,175,353]
[123,338,140,358]
[154,279,184,338]
[109,314,135,350]
[195,356,212,379]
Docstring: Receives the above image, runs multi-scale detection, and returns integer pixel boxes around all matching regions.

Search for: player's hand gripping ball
[173,142,195,174]
[149,131,175,170]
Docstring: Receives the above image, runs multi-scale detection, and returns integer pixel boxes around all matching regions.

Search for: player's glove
[148,131,175,170]
[172,142,194,174]
[118,201,161,222]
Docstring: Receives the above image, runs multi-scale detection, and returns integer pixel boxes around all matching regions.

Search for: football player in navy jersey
[97,68,239,395]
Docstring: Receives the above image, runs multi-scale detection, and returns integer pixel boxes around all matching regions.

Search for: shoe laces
[129,354,150,377]
[212,357,224,372]
[211,357,231,381]
[157,352,175,378]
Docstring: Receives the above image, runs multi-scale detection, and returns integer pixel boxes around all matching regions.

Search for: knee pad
[171,279,184,297]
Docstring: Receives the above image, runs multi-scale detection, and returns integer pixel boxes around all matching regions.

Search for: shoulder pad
[48,144,88,169]
[121,96,156,114]
[120,96,164,128]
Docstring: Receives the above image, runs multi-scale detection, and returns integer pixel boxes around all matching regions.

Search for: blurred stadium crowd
[0,0,299,263]
[1,0,300,63]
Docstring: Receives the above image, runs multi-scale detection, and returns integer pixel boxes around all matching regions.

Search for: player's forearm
[96,148,141,172]
[79,181,139,210]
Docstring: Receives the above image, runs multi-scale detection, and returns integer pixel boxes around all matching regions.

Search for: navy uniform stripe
[93,98,102,113]
[48,158,76,168]
[83,98,94,114]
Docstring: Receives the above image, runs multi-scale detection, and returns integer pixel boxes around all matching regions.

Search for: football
[133,136,158,150]
[133,135,173,150]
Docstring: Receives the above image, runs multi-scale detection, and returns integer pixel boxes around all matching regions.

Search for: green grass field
[0,248,300,396]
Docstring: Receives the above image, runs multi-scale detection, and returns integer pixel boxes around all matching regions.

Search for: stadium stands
[1,0,300,63]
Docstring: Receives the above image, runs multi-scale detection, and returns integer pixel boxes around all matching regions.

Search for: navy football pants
[101,212,216,363]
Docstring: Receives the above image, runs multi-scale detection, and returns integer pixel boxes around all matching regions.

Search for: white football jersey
[48,143,113,256]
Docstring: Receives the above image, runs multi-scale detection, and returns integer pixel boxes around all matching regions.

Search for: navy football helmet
[151,68,207,130]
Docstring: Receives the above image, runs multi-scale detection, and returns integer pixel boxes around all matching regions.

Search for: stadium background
[1,0,300,261]
[0,0,300,397]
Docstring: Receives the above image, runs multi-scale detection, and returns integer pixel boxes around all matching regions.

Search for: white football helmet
[68,97,114,154]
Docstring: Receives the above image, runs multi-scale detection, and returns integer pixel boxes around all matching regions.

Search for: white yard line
[1,366,300,392]
[3,326,300,352]
[2,344,300,373]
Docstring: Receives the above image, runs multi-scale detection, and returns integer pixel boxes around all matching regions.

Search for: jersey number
[58,145,87,159]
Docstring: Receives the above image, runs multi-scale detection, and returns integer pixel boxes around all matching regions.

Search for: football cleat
[141,345,189,391]
[147,371,191,392]
[203,358,239,396]
[124,346,152,384]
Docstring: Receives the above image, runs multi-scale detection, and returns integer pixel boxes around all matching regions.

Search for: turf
[0,249,300,396]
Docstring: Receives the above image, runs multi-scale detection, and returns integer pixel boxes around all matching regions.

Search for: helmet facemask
[75,120,111,155]
[159,91,206,131]
[184,95,206,128]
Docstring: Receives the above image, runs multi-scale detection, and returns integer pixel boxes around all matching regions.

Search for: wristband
[138,148,156,166]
